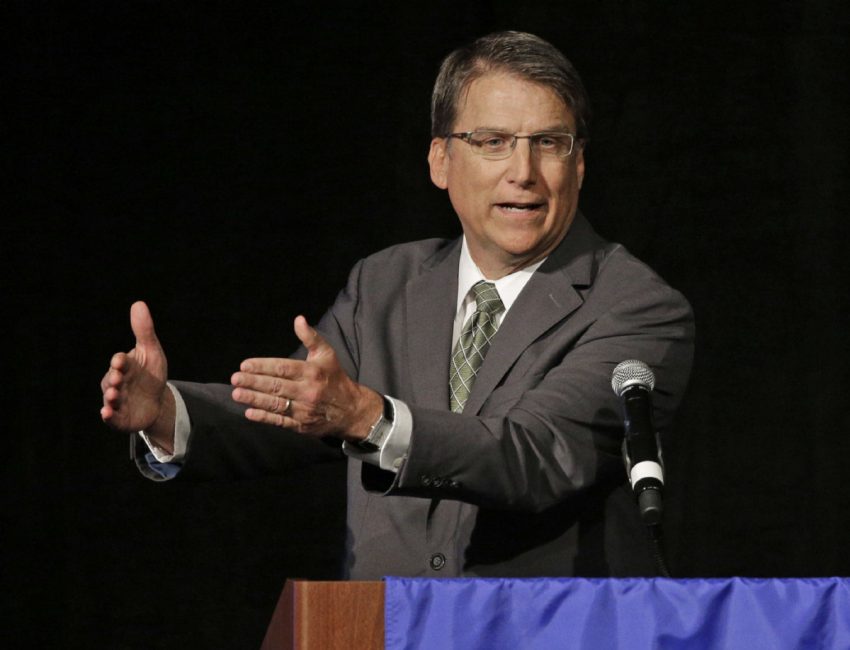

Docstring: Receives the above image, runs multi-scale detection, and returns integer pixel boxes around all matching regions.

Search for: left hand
[230,315,382,441]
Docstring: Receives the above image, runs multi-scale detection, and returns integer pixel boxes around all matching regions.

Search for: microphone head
[611,359,656,396]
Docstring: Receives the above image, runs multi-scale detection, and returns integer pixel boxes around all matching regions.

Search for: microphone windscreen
[611,359,656,396]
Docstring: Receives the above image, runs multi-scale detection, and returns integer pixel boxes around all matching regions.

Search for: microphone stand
[646,523,671,578]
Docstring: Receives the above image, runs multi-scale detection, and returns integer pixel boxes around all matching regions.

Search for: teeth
[501,204,539,211]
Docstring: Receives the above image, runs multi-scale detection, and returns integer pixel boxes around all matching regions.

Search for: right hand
[101,301,174,447]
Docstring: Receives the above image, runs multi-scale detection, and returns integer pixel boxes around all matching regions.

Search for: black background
[7,1,850,648]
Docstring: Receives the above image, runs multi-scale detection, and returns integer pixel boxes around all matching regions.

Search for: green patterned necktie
[450,281,505,413]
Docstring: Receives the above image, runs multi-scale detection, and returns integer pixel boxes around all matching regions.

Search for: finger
[101,384,126,425]
[293,316,326,354]
[102,352,131,393]
[231,370,299,396]
[243,406,298,429]
[130,301,160,349]
[239,357,304,379]
[109,351,129,372]
[101,367,123,393]
[242,406,326,435]
[103,385,123,409]
[231,386,295,414]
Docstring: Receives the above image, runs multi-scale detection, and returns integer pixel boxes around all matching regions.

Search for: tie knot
[471,281,504,316]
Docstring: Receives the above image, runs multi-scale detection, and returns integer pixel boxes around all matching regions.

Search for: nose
[505,137,537,187]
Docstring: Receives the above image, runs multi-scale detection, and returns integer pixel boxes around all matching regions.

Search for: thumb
[130,301,160,349]
[293,315,328,357]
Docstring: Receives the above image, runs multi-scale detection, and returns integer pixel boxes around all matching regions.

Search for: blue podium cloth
[384,577,850,649]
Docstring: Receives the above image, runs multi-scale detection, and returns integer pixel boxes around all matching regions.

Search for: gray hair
[431,31,591,142]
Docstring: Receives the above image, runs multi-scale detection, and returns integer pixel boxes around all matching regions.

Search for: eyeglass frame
[446,130,579,160]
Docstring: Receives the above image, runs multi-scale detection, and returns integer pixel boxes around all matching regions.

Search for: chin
[497,232,547,256]
[495,243,546,267]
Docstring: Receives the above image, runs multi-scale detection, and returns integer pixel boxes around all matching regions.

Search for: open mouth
[495,202,546,213]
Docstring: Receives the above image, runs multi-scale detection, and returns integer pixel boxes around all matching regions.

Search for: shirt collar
[456,237,545,315]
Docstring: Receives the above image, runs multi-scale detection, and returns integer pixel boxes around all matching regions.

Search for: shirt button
[429,553,446,571]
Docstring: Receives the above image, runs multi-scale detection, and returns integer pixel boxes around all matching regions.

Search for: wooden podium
[260,581,385,650]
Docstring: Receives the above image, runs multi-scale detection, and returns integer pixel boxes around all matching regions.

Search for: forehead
[455,72,574,131]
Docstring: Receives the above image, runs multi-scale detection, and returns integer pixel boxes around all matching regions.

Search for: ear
[428,137,449,189]
[575,144,586,190]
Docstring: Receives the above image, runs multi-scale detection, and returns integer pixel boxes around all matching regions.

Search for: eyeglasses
[448,130,577,160]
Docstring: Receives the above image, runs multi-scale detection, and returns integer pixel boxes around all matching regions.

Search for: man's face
[428,72,585,279]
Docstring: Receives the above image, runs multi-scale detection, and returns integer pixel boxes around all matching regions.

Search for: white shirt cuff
[138,383,190,463]
[342,396,412,473]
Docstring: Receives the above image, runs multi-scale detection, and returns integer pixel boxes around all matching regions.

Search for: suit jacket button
[429,553,446,571]
[420,475,432,487]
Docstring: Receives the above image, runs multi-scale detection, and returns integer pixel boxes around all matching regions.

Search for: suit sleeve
[159,381,343,481]
[153,260,370,481]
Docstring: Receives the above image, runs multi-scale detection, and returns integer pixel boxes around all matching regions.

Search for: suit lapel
[405,240,461,409]
[463,214,599,415]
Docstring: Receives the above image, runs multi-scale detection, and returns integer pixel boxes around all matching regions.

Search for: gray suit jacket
[155,214,694,578]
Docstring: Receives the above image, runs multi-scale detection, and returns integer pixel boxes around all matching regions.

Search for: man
[101,31,694,578]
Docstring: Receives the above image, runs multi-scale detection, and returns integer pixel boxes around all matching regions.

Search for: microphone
[611,360,664,525]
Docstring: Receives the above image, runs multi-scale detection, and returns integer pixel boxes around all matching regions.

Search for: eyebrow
[469,124,573,133]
